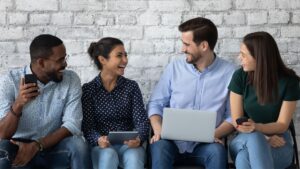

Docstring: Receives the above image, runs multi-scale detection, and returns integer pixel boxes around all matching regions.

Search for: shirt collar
[96,74,125,90]
[190,53,219,74]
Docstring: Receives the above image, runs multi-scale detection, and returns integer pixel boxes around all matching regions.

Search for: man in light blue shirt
[148,17,236,169]
[0,34,91,169]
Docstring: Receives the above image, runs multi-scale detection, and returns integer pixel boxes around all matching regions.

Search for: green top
[228,68,300,123]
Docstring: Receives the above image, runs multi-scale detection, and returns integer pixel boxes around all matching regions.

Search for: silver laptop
[161,108,217,143]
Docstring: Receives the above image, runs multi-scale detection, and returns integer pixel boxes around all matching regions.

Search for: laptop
[161,108,217,143]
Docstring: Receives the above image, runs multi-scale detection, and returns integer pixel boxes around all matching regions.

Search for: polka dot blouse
[82,75,150,146]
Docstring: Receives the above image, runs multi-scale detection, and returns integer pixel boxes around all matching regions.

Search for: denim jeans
[230,131,293,169]
[150,139,227,169]
[91,144,145,169]
[0,136,92,169]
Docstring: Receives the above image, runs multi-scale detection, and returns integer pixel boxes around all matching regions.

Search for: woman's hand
[124,137,141,148]
[98,136,110,148]
[236,119,256,133]
[267,135,286,148]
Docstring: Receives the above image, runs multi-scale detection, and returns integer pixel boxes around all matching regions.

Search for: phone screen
[24,74,37,84]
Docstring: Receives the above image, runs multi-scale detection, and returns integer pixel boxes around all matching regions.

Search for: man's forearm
[0,102,23,139]
[40,127,71,149]
[150,115,162,135]
[214,121,234,139]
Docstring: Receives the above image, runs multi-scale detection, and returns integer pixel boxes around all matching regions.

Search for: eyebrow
[181,40,189,45]
[117,52,127,55]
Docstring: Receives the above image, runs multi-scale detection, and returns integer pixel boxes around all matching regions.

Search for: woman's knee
[123,147,145,162]
[94,147,118,161]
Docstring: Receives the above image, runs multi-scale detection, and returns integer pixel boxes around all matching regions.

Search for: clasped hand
[10,140,39,167]
[236,119,256,133]
[98,136,141,148]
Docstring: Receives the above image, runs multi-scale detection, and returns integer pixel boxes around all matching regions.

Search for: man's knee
[150,139,174,152]
[60,136,89,155]
[0,149,8,160]
[206,143,227,160]
[0,139,17,159]
[0,139,17,169]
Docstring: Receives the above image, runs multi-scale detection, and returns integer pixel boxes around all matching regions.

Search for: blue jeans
[150,139,227,169]
[0,136,92,169]
[91,144,145,169]
[230,131,293,169]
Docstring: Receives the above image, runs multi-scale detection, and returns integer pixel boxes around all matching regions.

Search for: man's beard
[47,71,63,83]
[185,52,201,64]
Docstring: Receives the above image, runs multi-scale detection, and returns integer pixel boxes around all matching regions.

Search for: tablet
[108,131,139,144]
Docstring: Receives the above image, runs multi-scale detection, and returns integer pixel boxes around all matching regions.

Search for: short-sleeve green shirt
[228,68,300,123]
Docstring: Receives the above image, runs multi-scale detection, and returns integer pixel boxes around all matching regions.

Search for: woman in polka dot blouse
[82,37,150,169]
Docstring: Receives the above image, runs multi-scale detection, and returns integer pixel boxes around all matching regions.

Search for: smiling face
[181,31,204,64]
[42,44,67,82]
[99,45,128,77]
[238,43,256,72]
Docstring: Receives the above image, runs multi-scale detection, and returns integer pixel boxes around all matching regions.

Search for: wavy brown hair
[244,32,299,105]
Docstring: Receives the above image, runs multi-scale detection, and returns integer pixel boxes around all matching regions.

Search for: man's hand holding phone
[15,75,39,107]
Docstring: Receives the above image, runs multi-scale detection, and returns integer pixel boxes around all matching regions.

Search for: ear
[36,58,46,69]
[200,41,210,52]
[98,55,107,65]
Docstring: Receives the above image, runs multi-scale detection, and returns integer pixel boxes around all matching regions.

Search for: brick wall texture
[1,0,300,156]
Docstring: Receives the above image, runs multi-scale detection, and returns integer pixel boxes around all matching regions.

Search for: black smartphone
[24,74,37,84]
[236,117,249,125]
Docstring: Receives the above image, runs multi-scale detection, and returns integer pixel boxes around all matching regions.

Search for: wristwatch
[34,139,44,151]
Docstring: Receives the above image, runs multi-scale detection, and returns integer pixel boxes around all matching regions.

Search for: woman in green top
[228,31,300,169]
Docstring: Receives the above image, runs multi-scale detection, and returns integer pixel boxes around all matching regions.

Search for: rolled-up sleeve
[61,72,83,136]
[0,72,15,120]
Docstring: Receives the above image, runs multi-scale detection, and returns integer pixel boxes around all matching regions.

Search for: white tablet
[108,131,139,144]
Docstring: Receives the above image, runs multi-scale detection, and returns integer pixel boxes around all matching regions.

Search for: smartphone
[236,117,249,125]
[24,74,37,84]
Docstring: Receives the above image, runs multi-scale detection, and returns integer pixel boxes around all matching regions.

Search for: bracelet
[10,105,22,118]
[34,139,44,151]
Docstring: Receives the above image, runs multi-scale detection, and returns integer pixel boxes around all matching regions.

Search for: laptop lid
[161,108,217,143]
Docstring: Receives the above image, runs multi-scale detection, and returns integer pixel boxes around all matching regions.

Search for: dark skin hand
[10,140,39,167]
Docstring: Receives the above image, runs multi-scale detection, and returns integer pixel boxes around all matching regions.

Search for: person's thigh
[44,136,91,169]
[117,144,145,169]
[271,132,294,169]
[91,146,119,169]
[230,132,274,169]
[0,139,19,169]
[150,139,178,169]
[186,143,227,169]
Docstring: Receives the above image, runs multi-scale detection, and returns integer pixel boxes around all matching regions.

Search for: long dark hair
[88,37,123,70]
[243,31,299,104]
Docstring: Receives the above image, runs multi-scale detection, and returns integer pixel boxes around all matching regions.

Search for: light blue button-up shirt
[0,65,83,140]
[147,56,236,153]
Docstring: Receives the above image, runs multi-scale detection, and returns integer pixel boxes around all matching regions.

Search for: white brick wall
[1,0,300,155]
[8,12,27,25]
